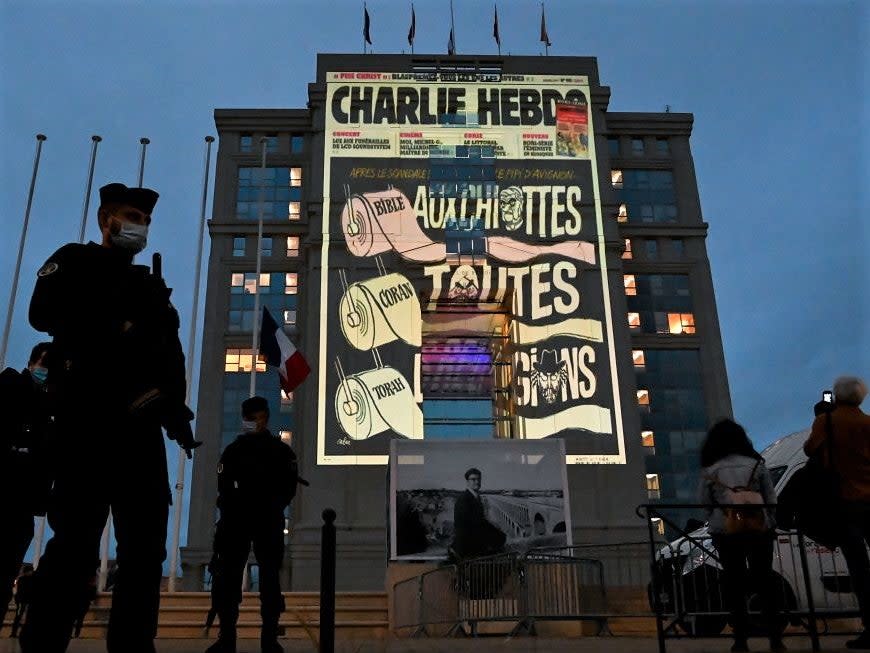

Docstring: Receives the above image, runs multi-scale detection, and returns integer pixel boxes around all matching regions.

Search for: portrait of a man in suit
[450,468,507,560]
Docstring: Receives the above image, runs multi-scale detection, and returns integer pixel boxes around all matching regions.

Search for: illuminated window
[289,201,301,221]
[641,430,655,447]
[628,312,641,331]
[231,272,271,295]
[232,237,245,257]
[240,134,252,153]
[631,138,645,156]
[617,203,628,223]
[622,238,632,260]
[637,389,650,406]
[284,309,297,325]
[656,138,669,155]
[279,430,292,444]
[260,236,272,257]
[290,167,302,187]
[667,313,696,335]
[224,348,266,373]
[611,170,623,189]
[651,517,665,535]
[632,350,646,369]
[646,474,661,499]
[624,275,637,296]
[285,273,298,295]
[645,240,658,260]
[286,236,300,257]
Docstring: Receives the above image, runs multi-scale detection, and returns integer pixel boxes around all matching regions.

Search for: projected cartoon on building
[317,72,625,465]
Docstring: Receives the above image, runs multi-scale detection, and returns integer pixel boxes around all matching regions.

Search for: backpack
[709,459,768,534]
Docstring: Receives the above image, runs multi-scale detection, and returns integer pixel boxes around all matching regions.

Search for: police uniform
[208,426,298,653]
[0,364,54,610]
[20,184,196,653]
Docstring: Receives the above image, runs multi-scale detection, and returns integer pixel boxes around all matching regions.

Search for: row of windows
[622,238,684,260]
[230,272,297,295]
[612,169,674,190]
[237,167,303,222]
[616,202,678,224]
[221,369,295,451]
[608,137,670,158]
[233,236,300,258]
[624,274,690,298]
[240,133,304,154]
[629,311,696,335]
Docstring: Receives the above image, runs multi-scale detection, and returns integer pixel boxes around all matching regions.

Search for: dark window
[232,236,245,257]
[671,239,684,257]
[616,170,677,224]
[265,133,279,153]
[291,134,304,153]
[240,134,252,153]
[608,138,620,157]
[631,138,645,156]
[656,138,670,155]
[228,272,297,333]
[260,236,273,257]
[645,239,659,259]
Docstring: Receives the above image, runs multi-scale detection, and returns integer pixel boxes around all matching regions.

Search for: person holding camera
[804,376,870,650]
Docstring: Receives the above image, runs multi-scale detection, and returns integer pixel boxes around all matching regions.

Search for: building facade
[181,54,732,590]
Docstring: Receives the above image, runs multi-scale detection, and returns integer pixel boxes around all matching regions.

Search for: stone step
[75,620,389,640]
[86,604,388,623]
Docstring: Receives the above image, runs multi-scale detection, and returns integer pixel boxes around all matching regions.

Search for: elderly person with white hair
[804,376,870,649]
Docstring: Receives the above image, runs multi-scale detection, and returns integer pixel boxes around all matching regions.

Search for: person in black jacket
[207,396,299,653]
[0,342,54,612]
[20,183,200,653]
[450,468,506,560]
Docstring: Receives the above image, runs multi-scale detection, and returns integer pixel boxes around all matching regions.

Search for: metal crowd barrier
[394,506,865,650]
[393,542,650,637]
[639,503,864,653]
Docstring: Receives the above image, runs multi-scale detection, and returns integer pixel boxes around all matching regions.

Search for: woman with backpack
[698,418,784,653]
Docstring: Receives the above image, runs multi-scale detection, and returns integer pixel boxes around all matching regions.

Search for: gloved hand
[163,405,202,459]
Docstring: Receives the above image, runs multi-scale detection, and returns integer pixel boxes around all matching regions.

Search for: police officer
[0,342,54,612]
[20,183,201,653]
[207,396,298,653]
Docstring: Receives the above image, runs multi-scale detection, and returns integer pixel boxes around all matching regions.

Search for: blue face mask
[110,221,148,253]
[31,367,48,384]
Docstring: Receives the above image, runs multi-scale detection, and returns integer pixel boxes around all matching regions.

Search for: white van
[652,429,858,636]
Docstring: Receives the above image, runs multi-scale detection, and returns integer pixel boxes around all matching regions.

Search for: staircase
[4,592,389,640]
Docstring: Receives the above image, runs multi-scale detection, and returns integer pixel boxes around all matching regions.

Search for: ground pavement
[0,637,858,653]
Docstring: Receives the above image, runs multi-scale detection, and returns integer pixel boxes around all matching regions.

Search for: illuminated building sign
[317,72,625,465]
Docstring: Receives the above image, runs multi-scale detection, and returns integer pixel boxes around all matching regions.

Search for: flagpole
[542,2,549,56]
[410,3,414,54]
[0,133,46,370]
[167,135,215,592]
[249,137,268,398]
[137,137,150,186]
[450,0,456,54]
[78,135,102,244]
[363,2,367,54]
[495,4,501,56]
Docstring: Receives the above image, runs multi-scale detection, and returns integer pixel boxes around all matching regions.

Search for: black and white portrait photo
[390,440,571,560]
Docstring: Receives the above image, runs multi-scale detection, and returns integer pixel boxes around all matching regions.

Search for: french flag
[260,307,311,393]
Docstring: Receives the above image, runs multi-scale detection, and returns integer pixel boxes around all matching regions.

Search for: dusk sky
[1,0,866,552]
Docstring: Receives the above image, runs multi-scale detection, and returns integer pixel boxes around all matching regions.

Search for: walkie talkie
[152,252,162,279]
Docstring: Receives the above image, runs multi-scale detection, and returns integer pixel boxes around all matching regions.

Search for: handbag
[709,460,768,534]
[791,411,843,548]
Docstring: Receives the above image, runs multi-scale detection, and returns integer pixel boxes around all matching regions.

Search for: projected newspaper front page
[317,70,625,465]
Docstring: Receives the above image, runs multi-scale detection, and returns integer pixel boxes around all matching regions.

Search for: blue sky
[1,0,867,557]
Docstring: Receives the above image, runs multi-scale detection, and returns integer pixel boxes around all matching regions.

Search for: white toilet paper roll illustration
[341,189,447,263]
[335,366,424,441]
[339,273,422,350]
